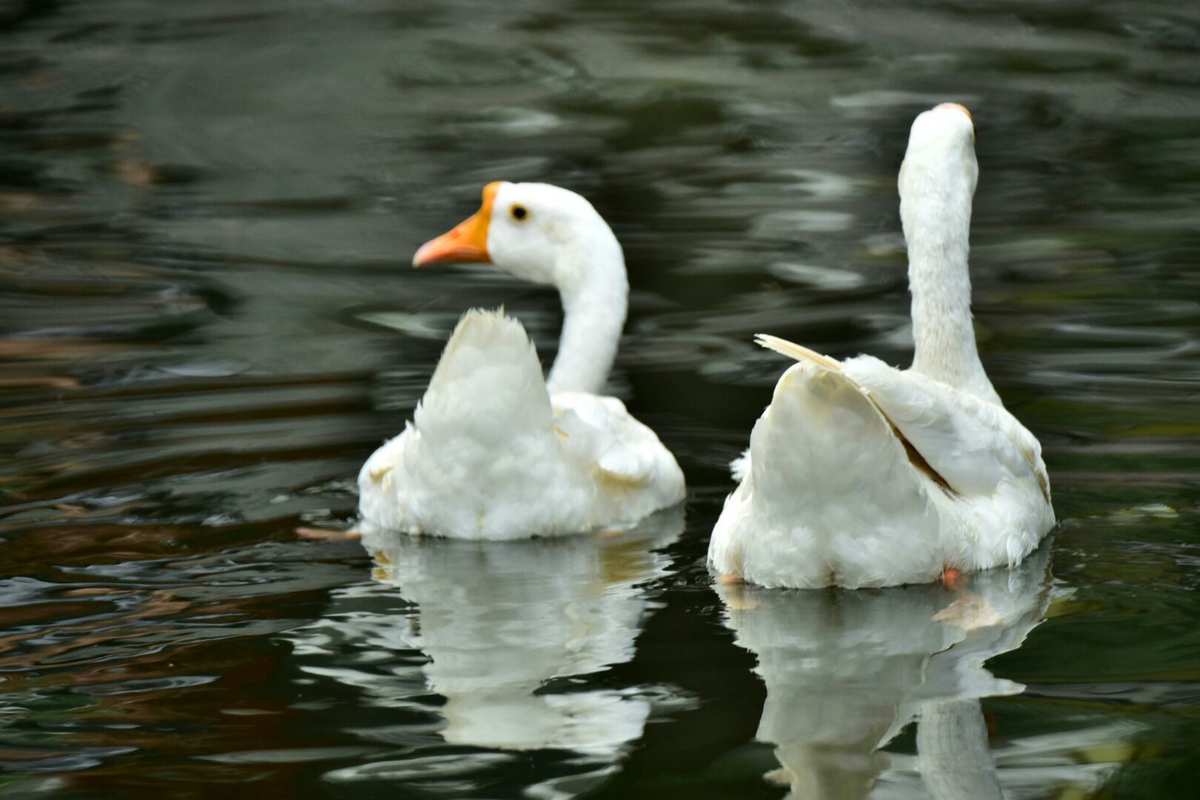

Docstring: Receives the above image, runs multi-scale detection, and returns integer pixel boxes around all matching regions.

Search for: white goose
[359,182,685,539]
[709,103,1055,589]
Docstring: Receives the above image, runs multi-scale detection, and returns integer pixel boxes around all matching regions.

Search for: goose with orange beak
[709,104,1055,588]
[358,182,685,539]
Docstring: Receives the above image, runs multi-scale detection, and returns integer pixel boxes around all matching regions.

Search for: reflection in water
[718,544,1133,799]
[288,509,683,791]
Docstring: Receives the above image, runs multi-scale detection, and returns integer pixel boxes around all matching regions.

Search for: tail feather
[710,357,946,588]
[729,449,751,482]
[416,308,553,436]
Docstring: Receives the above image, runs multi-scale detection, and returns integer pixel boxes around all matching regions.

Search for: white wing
[552,392,676,489]
[843,355,1049,501]
[755,335,1049,501]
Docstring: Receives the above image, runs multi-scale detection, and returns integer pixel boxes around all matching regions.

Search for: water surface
[2,1,1199,797]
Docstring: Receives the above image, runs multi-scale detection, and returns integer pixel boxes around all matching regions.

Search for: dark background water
[2,1,1199,797]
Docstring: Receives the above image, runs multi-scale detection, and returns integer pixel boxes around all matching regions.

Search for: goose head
[412,181,623,291]
[898,103,979,234]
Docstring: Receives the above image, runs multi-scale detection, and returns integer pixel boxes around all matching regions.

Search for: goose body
[359,183,684,539]
[709,104,1054,588]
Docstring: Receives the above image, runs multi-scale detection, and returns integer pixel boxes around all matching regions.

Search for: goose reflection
[295,507,682,767]
[718,544,1053,799]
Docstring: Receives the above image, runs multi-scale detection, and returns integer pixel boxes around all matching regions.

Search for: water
[1,0,1198,796]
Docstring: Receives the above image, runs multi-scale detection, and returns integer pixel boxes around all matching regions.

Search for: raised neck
[902,179,1001,405]
[545,237,629,395]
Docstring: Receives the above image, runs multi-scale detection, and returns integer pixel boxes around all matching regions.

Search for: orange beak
[412,182,501,268]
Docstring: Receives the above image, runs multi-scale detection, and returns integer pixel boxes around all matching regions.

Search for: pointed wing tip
[754,334,842,372]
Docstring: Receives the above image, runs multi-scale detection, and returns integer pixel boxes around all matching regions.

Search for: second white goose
[709,104,1055,589]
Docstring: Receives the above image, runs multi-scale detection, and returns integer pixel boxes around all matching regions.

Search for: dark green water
[2,1,1198,797]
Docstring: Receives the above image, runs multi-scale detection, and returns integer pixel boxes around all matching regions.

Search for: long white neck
[902,178,1000,404]
[546,235,628,395]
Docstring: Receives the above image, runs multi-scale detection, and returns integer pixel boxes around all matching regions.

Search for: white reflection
[718,544,1131,798]
[295,507,682,764]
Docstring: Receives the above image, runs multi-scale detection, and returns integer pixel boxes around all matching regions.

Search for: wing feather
[755,335,1047,499]
[755,334,842,372]
[844,355,1046,498]
[554,394,661,488]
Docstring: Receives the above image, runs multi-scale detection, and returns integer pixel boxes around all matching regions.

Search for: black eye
[510,204,528,221]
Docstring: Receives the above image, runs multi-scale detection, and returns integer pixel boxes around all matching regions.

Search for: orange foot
[940,567,966,590]
[296,527,362,542]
